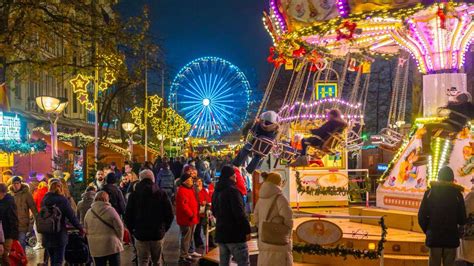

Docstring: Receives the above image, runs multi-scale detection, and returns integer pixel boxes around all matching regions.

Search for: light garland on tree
[130,94,163,130]
[69,54,123,111]
[33,127,126,145]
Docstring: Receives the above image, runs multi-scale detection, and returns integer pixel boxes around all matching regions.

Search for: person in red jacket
[32,180,48,212]
[194,179,211,249]
[233,167,247,197]
[176,173,199,263]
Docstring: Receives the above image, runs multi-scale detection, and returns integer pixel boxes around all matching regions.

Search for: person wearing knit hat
[232,111,280,174]
[124,165,173,265]
[175,172,199,262]
[438,166,455,182]
[253,171,293,266]
[419,166,467,266]
[211,165,251,265]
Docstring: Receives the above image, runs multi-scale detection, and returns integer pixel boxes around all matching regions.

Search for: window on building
[14,76,21,99]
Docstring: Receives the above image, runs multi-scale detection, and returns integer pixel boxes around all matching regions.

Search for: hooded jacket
[175,183,199,226]
[211,177,251,243]
[253,182,293,266]
[0,193,19,240]
[33,182,48,212]
[84,201,124,257]
[418,181,466,248]
[77,191,96,224]
[101,175,126,216]
[124,179,174,241]
[9,183,38,232]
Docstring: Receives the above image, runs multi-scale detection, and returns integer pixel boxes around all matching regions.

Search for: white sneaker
[189,251,202,257]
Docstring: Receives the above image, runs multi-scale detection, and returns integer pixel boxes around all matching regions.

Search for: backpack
[65,232,91,264]
[36,205,62,234]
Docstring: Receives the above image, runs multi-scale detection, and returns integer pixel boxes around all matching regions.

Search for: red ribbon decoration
[336,20,357,41]
[267,47,286,68]
[292,47,306,58]
[437,7,446,29]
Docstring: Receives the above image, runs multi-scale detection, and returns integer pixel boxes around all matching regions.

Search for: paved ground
[27,219,204,266]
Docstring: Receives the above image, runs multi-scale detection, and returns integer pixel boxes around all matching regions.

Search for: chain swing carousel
[249,0,473,265]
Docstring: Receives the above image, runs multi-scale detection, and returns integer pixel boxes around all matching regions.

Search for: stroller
[65,231,92,266]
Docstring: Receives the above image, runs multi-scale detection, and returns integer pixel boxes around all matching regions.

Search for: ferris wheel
[169,57,251,139]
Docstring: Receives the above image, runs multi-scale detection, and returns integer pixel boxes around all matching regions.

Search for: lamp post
[36,96,68,170]
[122,122,137,161]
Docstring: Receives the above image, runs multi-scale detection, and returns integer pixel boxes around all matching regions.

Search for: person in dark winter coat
[124,169,174,265]
[418,166,466,266]
[101,173,126,216]
[76,186,96,224]
[0,183,19,265]
[233,111,280,174]
[156,162,176,200]
[41,180,83,266]
[212,165,251,266]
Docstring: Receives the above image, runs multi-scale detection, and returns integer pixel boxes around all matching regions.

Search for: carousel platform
[200,207,428,266]
[348,206,423,233]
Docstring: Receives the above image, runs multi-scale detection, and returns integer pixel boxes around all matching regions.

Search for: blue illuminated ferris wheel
[169,57,251,139]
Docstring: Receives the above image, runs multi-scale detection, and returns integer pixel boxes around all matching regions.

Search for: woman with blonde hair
[40,179,83,266]
[84,191,124,266]
[253,171,293,266]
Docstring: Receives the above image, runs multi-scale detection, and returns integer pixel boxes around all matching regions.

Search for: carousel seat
[379,128,403,147]
[248,135,275,157]
[346,131,364,152]
[274,141,299,161]
[321,132,344,155]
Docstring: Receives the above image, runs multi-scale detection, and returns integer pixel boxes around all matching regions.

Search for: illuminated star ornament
[130,95,163,131]
[69,53,123,111]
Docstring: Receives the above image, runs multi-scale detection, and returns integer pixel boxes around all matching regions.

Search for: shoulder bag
[260,194,291,246]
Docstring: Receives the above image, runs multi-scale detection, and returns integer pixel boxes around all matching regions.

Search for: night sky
[118,0,273,90]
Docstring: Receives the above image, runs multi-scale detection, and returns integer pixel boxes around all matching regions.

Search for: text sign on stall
[0,111,26,142]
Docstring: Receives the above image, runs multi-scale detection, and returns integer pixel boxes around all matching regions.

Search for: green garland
[295,171,370,196]
[293,218,387,260]
[0,139,47,154]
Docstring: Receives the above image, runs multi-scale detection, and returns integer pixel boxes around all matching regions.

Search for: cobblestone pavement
[26,219,202,266]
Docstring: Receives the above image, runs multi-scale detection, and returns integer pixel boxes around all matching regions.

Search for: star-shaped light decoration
[69,74,91,93]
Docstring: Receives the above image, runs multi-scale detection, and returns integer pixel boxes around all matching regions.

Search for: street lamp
[36,96,68,170]
[122,122,137,161]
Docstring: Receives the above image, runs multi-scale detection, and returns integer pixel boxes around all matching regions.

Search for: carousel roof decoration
[278,98,363,123]
[265,1,474,73]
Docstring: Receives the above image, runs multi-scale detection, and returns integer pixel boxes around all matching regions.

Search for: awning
[31,131,78,152]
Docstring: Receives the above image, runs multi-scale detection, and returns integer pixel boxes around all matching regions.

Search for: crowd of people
[0,154,275,266]
[0,151,473,266]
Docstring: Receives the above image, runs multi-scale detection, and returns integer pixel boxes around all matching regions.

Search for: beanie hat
[180,173,193,184]
[260,111,279,124]
[438,166,454,182]
[11,176,22,183]
[261,172,282,186]
[220,165,235,180]
[139,169,155,182]
[105,172,117,184]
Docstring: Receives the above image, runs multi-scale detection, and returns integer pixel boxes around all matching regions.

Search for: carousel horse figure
[233,111,280,173]
[290,109,348,167]
[414,92,474,166]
